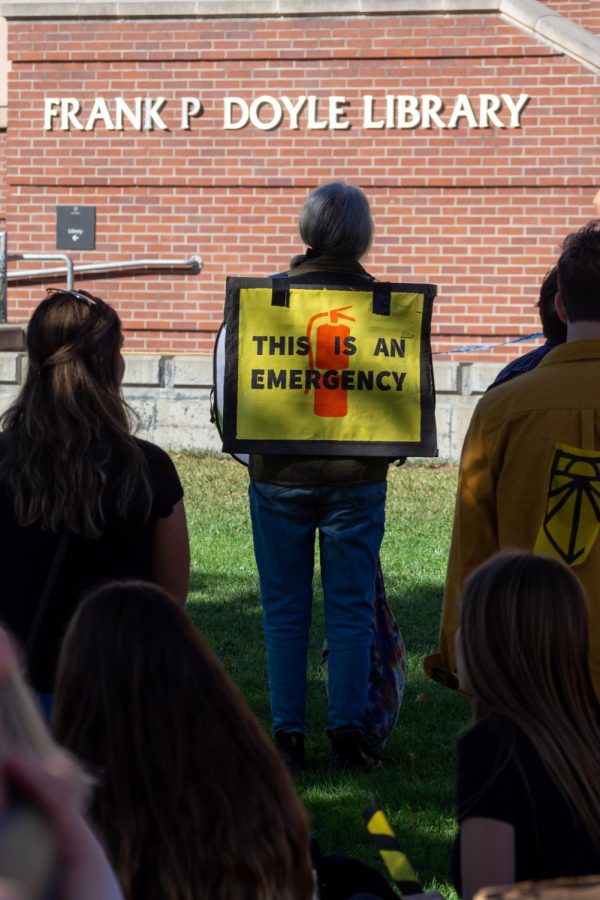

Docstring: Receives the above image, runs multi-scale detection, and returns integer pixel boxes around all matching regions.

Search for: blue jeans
[249,480,386,734]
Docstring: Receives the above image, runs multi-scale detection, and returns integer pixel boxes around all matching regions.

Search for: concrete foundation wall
[0,352,506,461]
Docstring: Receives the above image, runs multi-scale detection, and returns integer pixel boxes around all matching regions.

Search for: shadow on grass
[186,573,466,894]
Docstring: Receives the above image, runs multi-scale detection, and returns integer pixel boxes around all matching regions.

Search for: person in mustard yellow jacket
[425,220,600,697]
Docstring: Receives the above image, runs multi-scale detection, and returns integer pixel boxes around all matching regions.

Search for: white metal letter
[181,97,203,130]
[501,93,530,128]
[306,96,328,130]
[478,94,504,128]
[61,98,83,131]
[249,96,282,131]
[144,97,168,131]
[363,95,384,129]
[223,97,249,130]
[85,97,115,131]
[43,98,61,131]
[396,96,421,129]
[280,96,308,130]
[447,95,478,129]
[421,95,445,129]
[329,96,350,130]
[115,97,143,130]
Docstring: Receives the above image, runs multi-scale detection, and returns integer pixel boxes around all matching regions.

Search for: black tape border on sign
[418,282,438,457]
[222,277,438,457]
[222,276,245,451]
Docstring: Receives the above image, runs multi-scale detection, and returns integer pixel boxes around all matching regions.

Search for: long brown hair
[53,581,315,900]
[460,551,600,852]
[0,289,151,538]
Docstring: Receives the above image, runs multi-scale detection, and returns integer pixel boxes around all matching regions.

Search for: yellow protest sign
[220,276,437,457]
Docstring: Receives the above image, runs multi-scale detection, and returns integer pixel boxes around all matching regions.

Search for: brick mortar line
[10,52,559,64]
[7,181,599,190]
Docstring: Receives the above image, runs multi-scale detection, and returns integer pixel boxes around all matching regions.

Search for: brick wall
[544,0,600,35]
[4,14,599,359]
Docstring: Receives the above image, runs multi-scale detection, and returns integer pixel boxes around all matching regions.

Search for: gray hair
[298,182,373,260]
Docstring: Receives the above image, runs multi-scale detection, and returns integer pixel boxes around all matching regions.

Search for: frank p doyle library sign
[42,93,530,131]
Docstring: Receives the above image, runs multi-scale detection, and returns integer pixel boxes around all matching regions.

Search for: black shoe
[274,731,305,772]
[330,730,380,773]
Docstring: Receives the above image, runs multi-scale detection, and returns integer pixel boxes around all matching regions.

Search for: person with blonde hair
[0,623,124,900]
[452,551,600,899]
[0,288,189,709]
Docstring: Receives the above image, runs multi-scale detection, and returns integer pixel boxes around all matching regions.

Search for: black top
[451,716,600,894]
[0,436,183,691]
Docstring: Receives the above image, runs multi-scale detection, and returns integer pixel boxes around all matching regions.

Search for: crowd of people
[0,183,599,897]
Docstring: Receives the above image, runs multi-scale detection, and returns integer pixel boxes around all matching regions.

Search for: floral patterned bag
[322,557,406,753]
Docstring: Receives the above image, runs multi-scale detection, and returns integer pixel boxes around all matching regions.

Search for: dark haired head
[27,289,122,386]
[0,290,151,537]
[299,182,373,260]
[557,220,600,322]
[537,266,566,344]
[54,581,314,900]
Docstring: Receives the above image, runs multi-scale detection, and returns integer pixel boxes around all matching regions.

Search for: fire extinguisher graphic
[305,305,355,418]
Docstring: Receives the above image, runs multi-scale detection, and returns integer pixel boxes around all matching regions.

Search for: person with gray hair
[248,182,389,772]
[297,181,373,262]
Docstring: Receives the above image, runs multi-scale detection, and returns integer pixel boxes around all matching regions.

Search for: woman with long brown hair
[452,550,600,898]
[54,580,316,900]
[0,288,189,707]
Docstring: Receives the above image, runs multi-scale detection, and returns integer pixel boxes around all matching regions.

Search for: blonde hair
[460,551,600,853]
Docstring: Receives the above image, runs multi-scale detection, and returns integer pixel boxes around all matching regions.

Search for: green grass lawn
[178,453,470,897]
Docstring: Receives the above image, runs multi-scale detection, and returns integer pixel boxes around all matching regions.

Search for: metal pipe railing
[8,256,203,282]
[0,237,203,322]
[8,252,74,290]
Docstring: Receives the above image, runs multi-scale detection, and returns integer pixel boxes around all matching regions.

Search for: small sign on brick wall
[56,205,96,251]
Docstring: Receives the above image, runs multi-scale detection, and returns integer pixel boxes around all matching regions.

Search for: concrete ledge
[122,354,162,388]
[0,352,507,460]
[0,0,504,14]
[534,15,600,69]
[459,361,502,395]
[498,0,551,30]
[0,325,26,351]
[433,361,459,393]
[499,0,600,71]
[173,355,212,388]
[3,0,600,74]
[0,352,20,382]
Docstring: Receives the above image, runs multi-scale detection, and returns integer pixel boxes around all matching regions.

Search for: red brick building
[0,0,599,365]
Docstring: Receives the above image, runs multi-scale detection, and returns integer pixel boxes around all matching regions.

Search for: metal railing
[0,233,203,323]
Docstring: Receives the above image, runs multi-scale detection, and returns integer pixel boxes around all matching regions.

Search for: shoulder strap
[25,531,71,665]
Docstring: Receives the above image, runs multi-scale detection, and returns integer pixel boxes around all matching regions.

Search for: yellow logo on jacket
[534,443,600,566]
